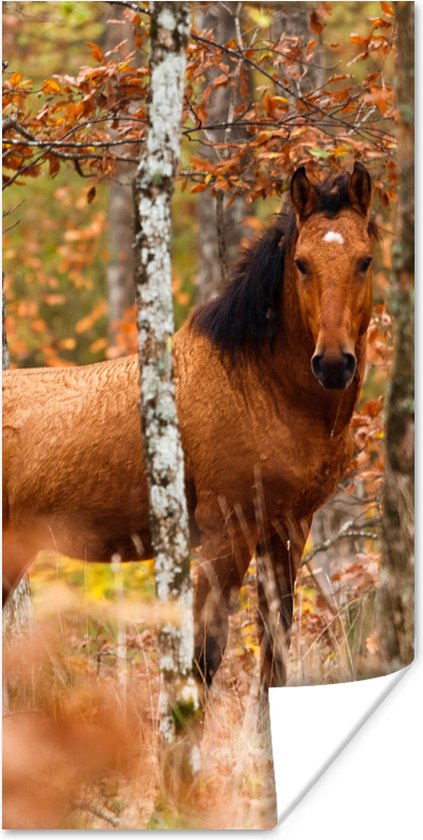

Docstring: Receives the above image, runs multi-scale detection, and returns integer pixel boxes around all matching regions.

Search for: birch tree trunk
[133,1,200,762]
[2,277,34,712]
[377,1,414,671]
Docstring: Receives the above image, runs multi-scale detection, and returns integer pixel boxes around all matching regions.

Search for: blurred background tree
[377,0,414,672]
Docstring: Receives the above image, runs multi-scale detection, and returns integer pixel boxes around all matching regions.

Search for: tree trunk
[196,2,251,302]
[103,8,136,342]
[272,2,323,95]
[106,175,135,334]
[2,276,34,712]
[133,1,200,764]
[377,1,414,671]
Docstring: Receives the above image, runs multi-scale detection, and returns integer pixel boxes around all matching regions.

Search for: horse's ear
[348,161,371,216]
[290,166,317,222]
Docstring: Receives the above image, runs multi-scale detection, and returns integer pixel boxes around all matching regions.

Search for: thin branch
[73,799,120,828]
[4,136,144,149]
[300,517,381,567]
[108,0,151,16]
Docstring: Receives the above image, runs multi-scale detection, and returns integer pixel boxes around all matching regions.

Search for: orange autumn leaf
[8,71,24,86]
[42,79,61,94]
[309,10,324,35]
[75,300,107,334]
[44,294,66,306]
[190,182,207,193]
[380,1,394,15]
[87,41,104,63]
[213,74,229,87]
[349,33,368,46]
[363,85,393,115]
[89,338,108,354]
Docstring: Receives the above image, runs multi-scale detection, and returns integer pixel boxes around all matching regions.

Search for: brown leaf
[363,85,393,115]
[362,399,383,419]
[213,74,229,87]
[86,186,96,204]
[48,155,60,178]
[309,11,323,35]
[87,41,104,63]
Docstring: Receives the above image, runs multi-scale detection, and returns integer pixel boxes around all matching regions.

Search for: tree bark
[133,1,200,758]
[271,2,323,96]
[377,1,414,671]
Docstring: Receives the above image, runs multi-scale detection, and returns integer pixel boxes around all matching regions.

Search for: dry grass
[288,550,383,685]
[3,557,277,830]
[3,536,383,829]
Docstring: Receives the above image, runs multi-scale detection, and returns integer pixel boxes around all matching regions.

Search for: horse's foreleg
[257,518,310,688]
[193,537,251,691]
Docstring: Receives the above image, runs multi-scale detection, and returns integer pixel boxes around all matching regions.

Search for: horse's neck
[268,263,362,437]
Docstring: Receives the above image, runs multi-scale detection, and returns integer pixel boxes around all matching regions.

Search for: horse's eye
[358,256,372,273]
[295,258,308,275]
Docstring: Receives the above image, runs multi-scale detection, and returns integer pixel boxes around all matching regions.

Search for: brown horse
[3,163,376,688]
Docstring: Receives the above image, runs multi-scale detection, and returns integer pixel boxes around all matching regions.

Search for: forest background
[2,0,413,831]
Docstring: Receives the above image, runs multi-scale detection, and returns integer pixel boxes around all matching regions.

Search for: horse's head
[290,163,374,390]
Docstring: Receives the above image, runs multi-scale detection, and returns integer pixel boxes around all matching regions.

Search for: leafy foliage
[4,2,397,197]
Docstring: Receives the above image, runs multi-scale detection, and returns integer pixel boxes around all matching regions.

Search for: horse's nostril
[311,351,357,389]
[311,354,324,380]
[343,353,356,379]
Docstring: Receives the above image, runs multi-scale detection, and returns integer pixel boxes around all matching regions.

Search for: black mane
[191,171,377,359]
[191,212,293,361]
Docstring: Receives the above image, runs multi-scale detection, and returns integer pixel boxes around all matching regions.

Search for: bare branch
[300,517,381,567]
[73,800,120,828]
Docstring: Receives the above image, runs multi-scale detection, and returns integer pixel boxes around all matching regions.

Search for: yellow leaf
[42,79,62,94]
[59,338,77,351]
[248,8,272,27]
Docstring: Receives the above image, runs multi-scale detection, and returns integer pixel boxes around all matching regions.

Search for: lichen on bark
[133,1,199,746]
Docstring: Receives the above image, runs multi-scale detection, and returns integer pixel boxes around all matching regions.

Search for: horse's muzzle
[311,352,356,390]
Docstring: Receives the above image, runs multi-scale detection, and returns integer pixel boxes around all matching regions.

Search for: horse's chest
[255,422,351,518]
[185,394,351,520]
[176,344,353,523]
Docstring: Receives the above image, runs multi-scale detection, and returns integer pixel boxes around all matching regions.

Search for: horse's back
[2,356,152,562]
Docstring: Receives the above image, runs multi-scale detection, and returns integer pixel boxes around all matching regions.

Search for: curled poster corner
[269,665,410,826]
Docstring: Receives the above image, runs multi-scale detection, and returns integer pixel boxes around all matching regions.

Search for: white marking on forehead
[323,230,345,245]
